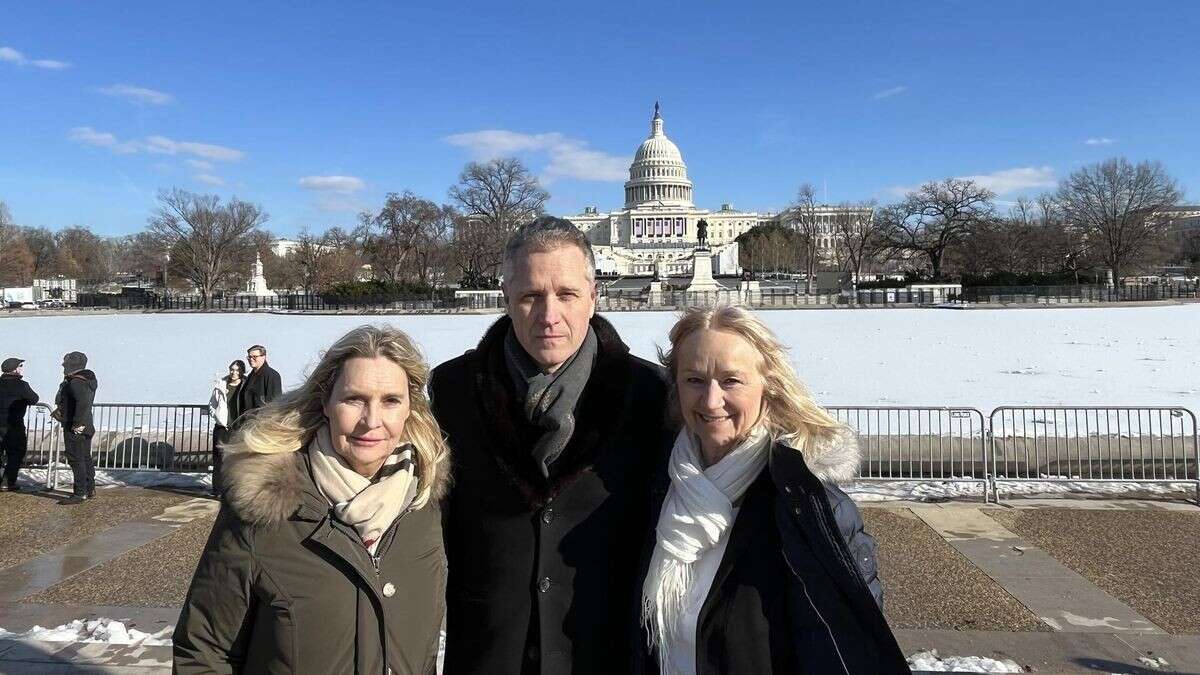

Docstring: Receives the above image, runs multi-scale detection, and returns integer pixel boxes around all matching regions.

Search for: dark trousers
[211,425,229,495]
[2,429,27,487]
[63,432,95,497]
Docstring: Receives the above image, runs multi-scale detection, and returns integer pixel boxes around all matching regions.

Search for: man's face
[247,350,267,370]
[504,245,597,373]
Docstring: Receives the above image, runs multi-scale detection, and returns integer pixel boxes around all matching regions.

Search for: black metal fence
[64,281,1200,312]
[951,283,1199,304]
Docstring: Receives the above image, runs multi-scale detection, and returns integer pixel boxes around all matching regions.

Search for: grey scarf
[504,325,599,477]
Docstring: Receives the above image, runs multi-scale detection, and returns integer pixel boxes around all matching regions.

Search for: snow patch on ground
[846,478,1197,501]
[0,618,173,646]
[19,468,211,490]
[907,649,1023,672]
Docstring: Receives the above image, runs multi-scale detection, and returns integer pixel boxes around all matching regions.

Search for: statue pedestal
[648,280,666,307]
[739,280,761,305]
[686,249,721,293]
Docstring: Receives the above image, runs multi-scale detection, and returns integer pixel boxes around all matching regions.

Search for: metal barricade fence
[15,401,1200,502]
[20,403,60,468]
[828,407,991,500]
[39,404,214,490]
[989,406,1199,501]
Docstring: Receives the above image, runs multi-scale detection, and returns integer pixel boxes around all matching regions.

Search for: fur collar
[223,451,314,526]
[774,427,861,484]
[223,446,451,526]
[471,314,636,510]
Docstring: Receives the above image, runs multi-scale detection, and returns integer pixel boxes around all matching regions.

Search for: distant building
[561,104,871,276]
[33,276,78,304]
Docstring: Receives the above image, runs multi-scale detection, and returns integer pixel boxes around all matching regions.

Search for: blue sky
[3,1,1198,237]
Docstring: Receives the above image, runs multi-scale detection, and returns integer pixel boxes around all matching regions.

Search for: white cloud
[68,127,245,162]
[445,130,627,182]
[298,175,366,194]
[1,46,71,69]
[1084,137,1116,146]
[97,84,175,106]
[959,166,1056,194]
[873,86,908,100]
[885,166,1058,198]
[194,173,226,187]
[186,159,214,171]
[143,135,245,161]
[68,126,140,154]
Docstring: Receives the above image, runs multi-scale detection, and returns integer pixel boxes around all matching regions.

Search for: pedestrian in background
[54,351,98,505]
[0,357,39,492]
[233,344,281,426]
[207,359,245,496]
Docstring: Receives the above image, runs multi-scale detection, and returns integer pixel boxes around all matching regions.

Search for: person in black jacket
[0,357,40,491]
[430,217,673,675]
[55,351,98,505]
[233,344,282,426]
[637,306,907,675]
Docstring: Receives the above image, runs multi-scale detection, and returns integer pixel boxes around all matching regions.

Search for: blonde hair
[224,324,449,507]
[659,305,845,451]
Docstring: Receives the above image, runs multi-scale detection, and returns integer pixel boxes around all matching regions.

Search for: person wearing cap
[54,351,98,505]
[0,358,39,492]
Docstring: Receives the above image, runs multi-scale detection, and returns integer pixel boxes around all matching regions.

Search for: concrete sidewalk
[1,492,1197,673]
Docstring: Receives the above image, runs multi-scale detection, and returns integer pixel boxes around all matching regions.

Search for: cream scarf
[307,425,419,554]
[641,425,771,672]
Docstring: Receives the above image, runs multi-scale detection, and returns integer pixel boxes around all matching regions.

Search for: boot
[58,494,89,505]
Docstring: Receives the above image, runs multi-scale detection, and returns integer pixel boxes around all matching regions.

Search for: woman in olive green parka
[174,326,450,674]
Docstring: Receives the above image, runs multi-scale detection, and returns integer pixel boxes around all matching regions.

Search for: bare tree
[53,226,117,282]
[147,189,267,307]
[788,184,822,292]
[1054,158,1182,283]
[0,205,35,285]
[359,191,441,285]
[448,158,548,279]
[288,228,334,294]
[831,202,886,279]
[881,178,996,280]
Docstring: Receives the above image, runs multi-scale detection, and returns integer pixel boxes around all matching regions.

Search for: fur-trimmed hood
[222,447,450,526]
[777,426,861,484]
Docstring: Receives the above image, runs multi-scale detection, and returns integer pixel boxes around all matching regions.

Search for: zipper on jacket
[782,551,850,675]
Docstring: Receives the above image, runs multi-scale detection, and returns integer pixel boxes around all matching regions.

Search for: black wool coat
[635,436,909,675]
[430,314,674,675]
[0,374,39,435]
[234,363,282,423]
[55,370,97,436]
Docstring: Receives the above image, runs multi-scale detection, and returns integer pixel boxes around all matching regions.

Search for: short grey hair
[501,216,596,283]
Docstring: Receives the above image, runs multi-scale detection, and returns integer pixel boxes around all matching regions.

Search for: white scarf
[641,426,771,671]
[307,425,419,554]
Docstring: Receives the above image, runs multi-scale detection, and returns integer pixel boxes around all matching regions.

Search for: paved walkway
[1,495,1198,673]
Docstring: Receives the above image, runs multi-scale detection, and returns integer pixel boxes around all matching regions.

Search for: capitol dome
[624,103,694,208]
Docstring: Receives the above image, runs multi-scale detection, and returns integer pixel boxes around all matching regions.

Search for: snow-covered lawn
[4,305,1199,413]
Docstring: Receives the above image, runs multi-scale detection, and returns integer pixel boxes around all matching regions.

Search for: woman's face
[675,328,765,466]
[228,364,242,379]
[323,356,411,477]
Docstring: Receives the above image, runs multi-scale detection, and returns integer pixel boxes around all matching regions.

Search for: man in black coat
[0,357,40,491]
[55,351,98,505]
[431,217,673,675]
[233,344,282,426]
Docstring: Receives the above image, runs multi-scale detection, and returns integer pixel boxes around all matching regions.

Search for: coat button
[382,582,396,597]
[538,577,551,593]
[541,508,555,525]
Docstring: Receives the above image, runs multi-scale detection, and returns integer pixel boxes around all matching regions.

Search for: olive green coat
[173,449,446,674]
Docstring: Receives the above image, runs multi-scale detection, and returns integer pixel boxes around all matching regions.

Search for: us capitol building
[563,104,850,277]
